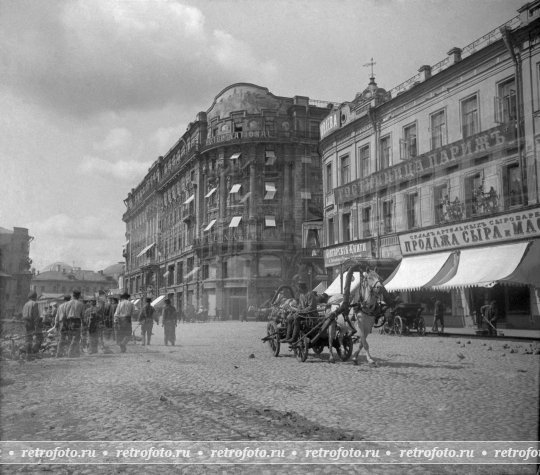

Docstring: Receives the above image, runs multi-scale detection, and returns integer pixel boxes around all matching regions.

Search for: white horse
[328,268,390,365]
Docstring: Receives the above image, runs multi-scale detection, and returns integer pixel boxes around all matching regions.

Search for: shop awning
[204,219,216,231]
[205,187,217,198]
[136,242,155,258]
[500,240,540,286]
[229,216,242,228]
[265,216,276,227]
[229,184,241,194]
[384,251,457,292]
[325,272,362,296]
[183,194,194,205]
[151,295,166,308]
[430,241,532,290]
[185,267,200,279]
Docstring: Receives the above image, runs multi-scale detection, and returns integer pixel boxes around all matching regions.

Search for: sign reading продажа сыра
[399,207,540,255]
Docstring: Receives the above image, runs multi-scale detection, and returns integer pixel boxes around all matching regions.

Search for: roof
[102,263,124,276]
[0,227,14,235]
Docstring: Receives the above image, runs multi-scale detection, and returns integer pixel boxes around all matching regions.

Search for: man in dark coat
[84,298,103,354]
[138,298,156,345]
[162,299,178,346]
[22,291,42,357]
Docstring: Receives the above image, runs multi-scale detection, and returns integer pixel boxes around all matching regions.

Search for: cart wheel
[393,315,403,335]
[295,336,309,362]
[266,322,280,357]
[336,334,353,361]
[382,321,392,335]
[312,342,324,354]
[416,317,426,336]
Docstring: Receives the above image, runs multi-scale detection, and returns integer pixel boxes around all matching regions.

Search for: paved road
[1,321,538,474]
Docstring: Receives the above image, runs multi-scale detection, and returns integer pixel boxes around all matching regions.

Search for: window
[222,261,228,279]
[383,200,393,233]
[495,78,517,123]
[461,95,479,138]
[380,135,391,169]
[430,110,447,149]
[503,163,523,208]
[310,121,320,139]
[359,145,370,178]
[434,183,448,224]
[328,217,335,245]
[465,173,482,217]
[202,264,209,280]
[407,192,420,229]
[325,163,333,193]
[167,265,175,286]
[362,207,371,237]
[342,213,351,242]
[402,123,417,159]
[233,118,243,137]
[340,155,350,184]
[176,262,183,284]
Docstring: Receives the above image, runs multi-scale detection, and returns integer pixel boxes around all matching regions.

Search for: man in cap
[283,280,318,343]
[138,297,156,346]
[114,291,135,353]
[162,298,178,346]
[65,289,85,357]
[22,291,42,358]
[85,298,103,354]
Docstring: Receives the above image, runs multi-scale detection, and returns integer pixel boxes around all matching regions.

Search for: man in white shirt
[114,292,134,353]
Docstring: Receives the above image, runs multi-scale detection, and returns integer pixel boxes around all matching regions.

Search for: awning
[240,192,251,203]
[384,251,458,292]
[501,240,540,286]
[325,272,362,296]
[204,219,216,231]
[313,282,326,294]
[265,216,276,227]
[205,187,217,198]
[230,153,241,160]
[185,267,200,279]
[264,183,276,200]
[265,151,276,166]
[300,191,311,200]
[430,241,532,290]
[183,194,194,205]
[136,242,155,258]
[151,295,166,308]
[229,216,242,228]
[229,184,241,194]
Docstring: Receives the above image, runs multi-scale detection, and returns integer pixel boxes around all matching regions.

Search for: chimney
[447,47,462,65]
[418,65,432,81]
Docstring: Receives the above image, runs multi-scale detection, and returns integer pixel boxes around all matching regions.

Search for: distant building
[123,83,331,318]
[31,263,117,298]
[0,226,33,318]
[319,1,540,329]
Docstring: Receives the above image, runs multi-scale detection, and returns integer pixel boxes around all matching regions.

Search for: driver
[283,281,318,343]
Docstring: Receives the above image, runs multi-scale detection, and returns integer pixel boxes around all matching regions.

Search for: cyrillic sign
[324,241,372,267]
[399,207,540,255]
[320,112,340,139]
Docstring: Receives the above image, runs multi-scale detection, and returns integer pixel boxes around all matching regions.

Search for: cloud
[0,0,278,117]
[79,155,151,182]
[93,128,133,153]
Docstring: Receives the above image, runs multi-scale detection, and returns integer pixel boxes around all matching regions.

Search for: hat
[28,291,37,299]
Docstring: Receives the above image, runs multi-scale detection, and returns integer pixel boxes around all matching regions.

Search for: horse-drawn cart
[382,303,426,336]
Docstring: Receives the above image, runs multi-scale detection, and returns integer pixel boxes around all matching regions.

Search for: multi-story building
[123,83,331,318]
[0,226,33,318]
[320,1,540,330]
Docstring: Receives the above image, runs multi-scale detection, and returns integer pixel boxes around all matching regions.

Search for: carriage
[262,285,353,362]
[381,302,426,336]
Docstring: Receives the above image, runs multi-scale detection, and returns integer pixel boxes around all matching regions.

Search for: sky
[0,0,525,272]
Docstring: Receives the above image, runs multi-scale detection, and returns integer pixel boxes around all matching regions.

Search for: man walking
[65,289,85,357]
[22,291,42,358]
[431,298,445,334]
[114,292,134,353]
[138,298,156,346]
[162,299,178,346]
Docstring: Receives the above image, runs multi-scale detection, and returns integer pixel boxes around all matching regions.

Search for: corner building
[123,84,330,318]
[319,2,540,330]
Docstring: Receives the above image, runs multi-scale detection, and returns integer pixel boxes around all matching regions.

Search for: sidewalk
[427,326,540,340]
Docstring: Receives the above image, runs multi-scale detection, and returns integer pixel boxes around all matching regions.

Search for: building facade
[320,2,540,329]
[123,83,331,318]
[0,226,33,318]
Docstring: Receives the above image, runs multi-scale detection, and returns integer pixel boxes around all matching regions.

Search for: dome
[355,77,389,104]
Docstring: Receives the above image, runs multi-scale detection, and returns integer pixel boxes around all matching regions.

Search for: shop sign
[334,125,516,204]
[324,241,372,267]
[320,111,340,139]
[399,207,540,255]
[205,130,271,146]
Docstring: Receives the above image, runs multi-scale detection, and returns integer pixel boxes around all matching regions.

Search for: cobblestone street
[1,321,538,474]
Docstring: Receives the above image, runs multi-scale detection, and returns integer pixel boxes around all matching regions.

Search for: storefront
[384,207,540,329]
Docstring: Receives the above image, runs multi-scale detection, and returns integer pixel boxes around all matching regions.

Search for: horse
[327,266,391,365]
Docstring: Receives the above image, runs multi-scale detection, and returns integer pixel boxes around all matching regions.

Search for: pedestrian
[114,292,134,353]
[103,297,118,342]
[84,298,103,354]
[482,300,499,336]
[431,298,445,334]
[50,294,71,357]
[162,299,178,346]
[65,289,85,357]
[21,291,43,358]
[138,298,156,346]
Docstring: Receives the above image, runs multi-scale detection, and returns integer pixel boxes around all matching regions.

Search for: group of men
[22,290,182,359]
